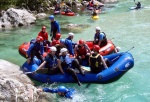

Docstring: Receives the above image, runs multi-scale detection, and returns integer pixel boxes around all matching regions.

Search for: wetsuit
[94,32,107,47]
[43,87,75,99]
[27,41,44,63]
[36,54,60,75]
[50,21,60,41]
[44,54,60,74]
[59,54,84,86]
[135,2,141,9]
[64,38,76,56]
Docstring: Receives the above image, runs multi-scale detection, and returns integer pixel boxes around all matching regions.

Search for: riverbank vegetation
[0,0,54,11]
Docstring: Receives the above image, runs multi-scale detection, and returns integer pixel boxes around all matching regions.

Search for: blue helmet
[60,39,65,43]
[49,15,54,20]
[58,86,68,93]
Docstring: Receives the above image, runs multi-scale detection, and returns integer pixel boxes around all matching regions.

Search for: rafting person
[91,8,98,16]
[54,3,61,12]
[87,0,94,8]
[59,32,76,56]
[26,36,44,64]
[89,45,108,73]
[135,2,141,9]
[93,26,107,47]
[38,26,51,51]
[33,46,64,75]
[54,39,67,58]
[38,26,48,41]
[64,6,72,14]
[49,15,60,41]
[74,39,91,65]
[58,48,85,86]
[51,33,62,46]
[37,86,75,99]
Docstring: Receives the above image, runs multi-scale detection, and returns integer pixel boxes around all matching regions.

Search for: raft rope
[111,47,134,62]
[98,67,130,80]
[114,67,130,72]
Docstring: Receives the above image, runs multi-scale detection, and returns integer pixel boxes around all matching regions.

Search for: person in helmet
[49,15,60,41]
[26,36,44,64]
[38,26,51,51]
[89,45,108,73]
[59,32,76,56]
[91,8,98,16]
[34,46,64,75]
[51,38,66,58]
[51,33,62,46]
[74,39,91,65]
[54,3,61,13]
[64,5,72,14]
[57,48,84,86]
[38,26,48,41]
[94,27,107,47]
[37,86,75,99]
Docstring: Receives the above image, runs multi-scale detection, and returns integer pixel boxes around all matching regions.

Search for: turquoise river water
[0,0,150,102]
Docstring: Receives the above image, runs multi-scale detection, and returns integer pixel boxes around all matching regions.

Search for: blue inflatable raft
[22,52,134,83]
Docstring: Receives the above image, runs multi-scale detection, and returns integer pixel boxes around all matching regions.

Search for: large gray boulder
[36,13,47,19]
[0,8,36,29]
[0,59,46,102]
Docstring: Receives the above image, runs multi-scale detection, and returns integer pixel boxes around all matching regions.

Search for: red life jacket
[38,31,48,40]
[77,45,87,56]
[51,39,60,46]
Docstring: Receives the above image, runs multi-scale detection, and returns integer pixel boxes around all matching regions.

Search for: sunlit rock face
[0,8,36,29]
[0,59,47,102]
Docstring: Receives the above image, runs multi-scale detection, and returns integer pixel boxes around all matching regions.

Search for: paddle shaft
[125,46,134,53]
[24,72,33,75]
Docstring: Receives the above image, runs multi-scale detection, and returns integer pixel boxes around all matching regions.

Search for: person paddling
[135,2,141,9]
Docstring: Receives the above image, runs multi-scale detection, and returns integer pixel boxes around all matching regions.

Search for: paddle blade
[24,72,33,75]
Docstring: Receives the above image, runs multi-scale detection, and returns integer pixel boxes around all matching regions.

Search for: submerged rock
[0,59,47,102]
[36,13,47,19]
[62,24,90,33]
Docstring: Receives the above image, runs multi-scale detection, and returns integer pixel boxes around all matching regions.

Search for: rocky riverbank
[0,0,118,29]
[0,59,47,102]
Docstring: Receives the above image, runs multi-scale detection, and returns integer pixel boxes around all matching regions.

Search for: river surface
[0,0,150,101]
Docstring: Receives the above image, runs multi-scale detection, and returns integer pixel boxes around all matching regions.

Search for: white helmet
[60,48,68,54]
[68,32,74,37]
[96,27,101,31]
[116,46,121,52]
[50,46,57,51]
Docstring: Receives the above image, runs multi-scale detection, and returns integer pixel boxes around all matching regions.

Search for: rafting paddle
[24,72,33,75]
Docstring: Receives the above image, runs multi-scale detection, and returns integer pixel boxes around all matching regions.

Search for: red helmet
[79,39,85,44]
[42,26,46,30]
[93,45,100,52]
[36,36,44,42]
[55,33,61,39]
